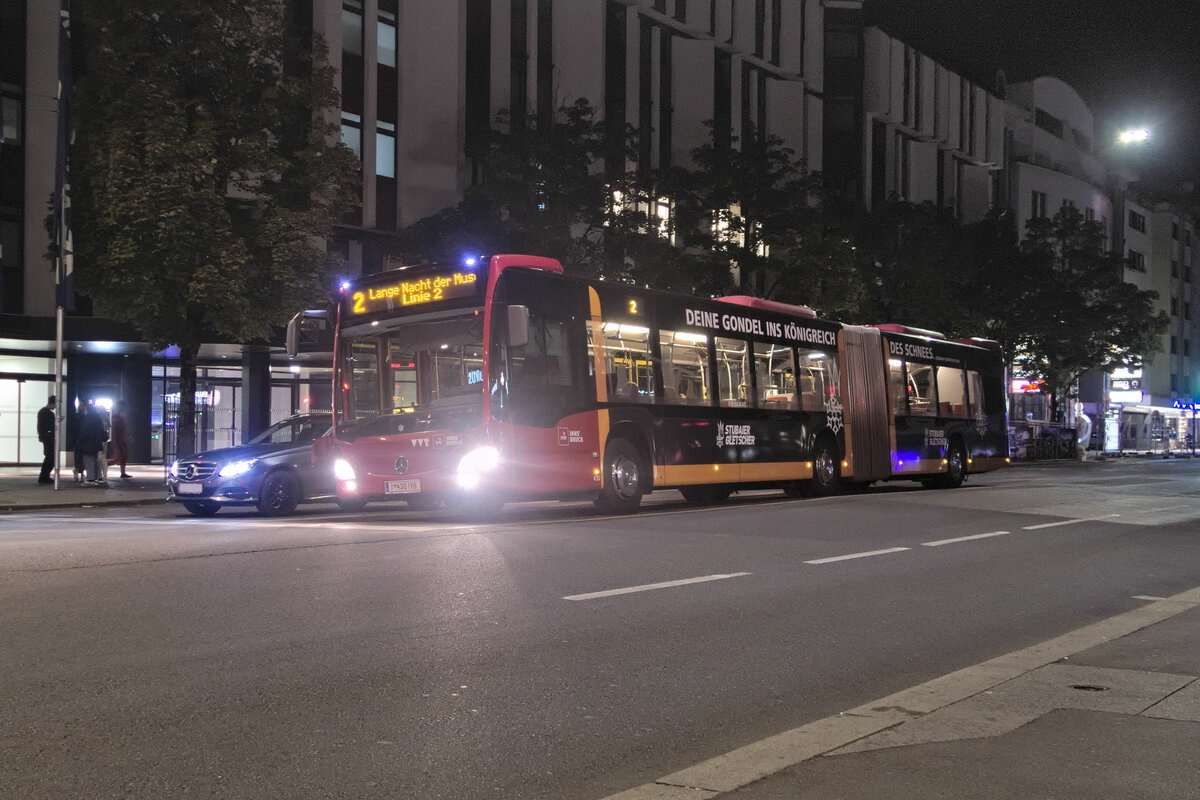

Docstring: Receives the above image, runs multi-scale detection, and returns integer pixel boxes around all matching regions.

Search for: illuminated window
[610,189,673,240]
[715,337,750,408]
[754,342,796,410]
[712,206,768,256]
[659,329,711,407]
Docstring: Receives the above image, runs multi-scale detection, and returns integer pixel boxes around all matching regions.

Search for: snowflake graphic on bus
[825,396,844,435]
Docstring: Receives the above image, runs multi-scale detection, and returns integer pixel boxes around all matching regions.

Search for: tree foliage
[71,0,358,454]
[1013,206,1168,418]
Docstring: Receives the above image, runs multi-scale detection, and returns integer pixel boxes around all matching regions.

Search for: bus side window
[907,362,937,416]
[658,329,710,406]
[889,358,907,415]
[967,370,985,417]
[715,337,750,408]
[754,342,797,410]
[601,321,654,403]
[798,349,838,412]
[936,365,967,417]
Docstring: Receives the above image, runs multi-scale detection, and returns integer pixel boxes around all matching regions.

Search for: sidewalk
[610,588,1200,800]
[0,464,168,512]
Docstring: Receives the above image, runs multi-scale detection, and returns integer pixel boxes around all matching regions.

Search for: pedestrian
[95,403,111,484]
[37,395,56,484]
[108,401,131,478]
[76,402,108,485]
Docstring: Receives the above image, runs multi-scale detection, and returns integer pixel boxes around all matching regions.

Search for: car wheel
[257,470,301,516]
[594,438,646,515]
[182,500,220,517]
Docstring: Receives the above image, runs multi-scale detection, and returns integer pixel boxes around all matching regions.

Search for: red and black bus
[303,254,1008,514]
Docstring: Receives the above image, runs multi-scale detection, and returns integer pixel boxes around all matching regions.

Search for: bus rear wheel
[935,443,968,489]
[810,440,842,495]
[679,485,731,505]
[595,438,646,515]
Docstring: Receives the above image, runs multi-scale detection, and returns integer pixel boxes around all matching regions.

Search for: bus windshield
[337,312,485,435]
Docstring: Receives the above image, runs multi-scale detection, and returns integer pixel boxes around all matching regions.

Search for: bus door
[889,356,941,474]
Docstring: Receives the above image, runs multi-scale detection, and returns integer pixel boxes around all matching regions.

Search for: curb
[1,497,167,514]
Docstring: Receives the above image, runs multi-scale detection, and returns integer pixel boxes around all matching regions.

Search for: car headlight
[218,459,258,478]
[456,446,500,489]
[333,458,356,481]
[169,460,180,477]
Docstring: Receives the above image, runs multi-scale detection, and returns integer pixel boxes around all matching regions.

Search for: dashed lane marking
[1022,513,1120,530]
[922,530,1010,547]
[804,547,909,565]
[563,572,751,601]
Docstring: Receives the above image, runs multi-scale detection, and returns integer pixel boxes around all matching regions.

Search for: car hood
[179,443,294,463]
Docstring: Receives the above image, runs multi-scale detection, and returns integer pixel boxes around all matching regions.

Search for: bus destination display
[349,269,479,315]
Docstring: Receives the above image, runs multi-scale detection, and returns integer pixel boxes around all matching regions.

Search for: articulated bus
[299,254,1008,514]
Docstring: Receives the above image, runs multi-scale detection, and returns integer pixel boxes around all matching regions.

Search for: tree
[70,1,358,455]
[1014,206,1168,420]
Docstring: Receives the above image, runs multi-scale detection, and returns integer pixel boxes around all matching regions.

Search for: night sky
[865,0,1200,201]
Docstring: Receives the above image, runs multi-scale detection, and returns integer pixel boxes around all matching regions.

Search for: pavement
[5,459,1200,799]
[608,589,1200,800]
[0,463,168,512]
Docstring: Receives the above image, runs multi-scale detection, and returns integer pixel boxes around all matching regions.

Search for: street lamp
[1117,127,1151,145]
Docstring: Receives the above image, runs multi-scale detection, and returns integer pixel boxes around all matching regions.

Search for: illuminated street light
[1117,128,1151,144]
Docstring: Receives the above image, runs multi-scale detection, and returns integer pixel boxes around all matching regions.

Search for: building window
[1172,222,1180,240]
[1085,207,1095,222]
[1128,210,1146,232]
[1187,302,1193,321]
[340,112,363,158]
[1171,297,1178,316]
[1186,340,1192,357]
[1034,107,1063,138]
[1170,336,1177,355]
[1171,374,1178,391]
[1031,190,1047,219]
[1187,266,1193,283]
[375,123,396,177]
[1127,250,1146,272]
[1172,260,1180,278]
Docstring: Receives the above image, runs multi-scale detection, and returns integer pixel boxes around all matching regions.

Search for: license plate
[384,479,421,494]
[177,482,203,495]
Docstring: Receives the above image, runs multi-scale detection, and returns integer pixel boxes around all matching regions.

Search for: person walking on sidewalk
[108,401,131,478]
[37,396,56,484]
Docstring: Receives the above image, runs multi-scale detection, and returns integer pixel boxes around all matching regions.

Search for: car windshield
[337,313,484,436]
[248,417,331,446]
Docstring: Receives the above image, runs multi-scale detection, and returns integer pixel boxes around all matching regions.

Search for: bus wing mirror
[286,309,331,357]
[507,305,530,348]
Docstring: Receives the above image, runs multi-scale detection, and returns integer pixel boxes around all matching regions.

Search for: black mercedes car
[167,413,334,516]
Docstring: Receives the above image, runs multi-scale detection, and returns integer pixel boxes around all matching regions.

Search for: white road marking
[922,530,1010,547]
[804,547,909,565]
[1022,514,1120,530]
[1133,595,1168,601]
[563,572,751,601]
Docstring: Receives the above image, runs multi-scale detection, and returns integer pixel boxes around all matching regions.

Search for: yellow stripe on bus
[654,461,812,486]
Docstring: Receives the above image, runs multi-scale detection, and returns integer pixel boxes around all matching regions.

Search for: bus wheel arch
[595,435,649,514]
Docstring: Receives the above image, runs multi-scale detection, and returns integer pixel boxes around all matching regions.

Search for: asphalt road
[3,459,1199,799]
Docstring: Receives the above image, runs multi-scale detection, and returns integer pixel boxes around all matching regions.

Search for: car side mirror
[507,305,530,348]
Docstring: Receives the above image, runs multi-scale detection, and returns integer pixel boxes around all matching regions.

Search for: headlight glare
[333,458,356,481]
[218,459,258,478]
[169,460,180,477]
[456,446,500,489]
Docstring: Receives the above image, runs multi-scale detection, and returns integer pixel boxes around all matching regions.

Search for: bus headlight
[218,459,258,478]
[333,458,357,481]
[457,446,500,489]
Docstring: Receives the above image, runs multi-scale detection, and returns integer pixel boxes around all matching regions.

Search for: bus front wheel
[810,440,842,495]
[936,443,968,489]
[595,439,646,514]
